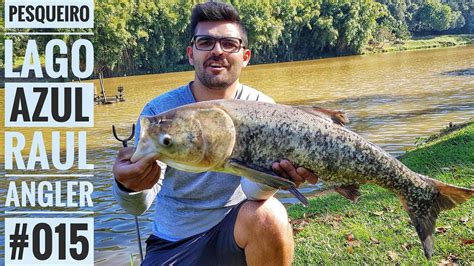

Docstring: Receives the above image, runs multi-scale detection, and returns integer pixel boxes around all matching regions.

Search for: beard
[194,56,240,90]
[196,70,238,90]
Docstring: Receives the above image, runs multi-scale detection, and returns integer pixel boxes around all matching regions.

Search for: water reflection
[1,46,473,264]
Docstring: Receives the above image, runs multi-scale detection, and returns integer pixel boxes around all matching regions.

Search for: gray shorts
[142,200,247,266]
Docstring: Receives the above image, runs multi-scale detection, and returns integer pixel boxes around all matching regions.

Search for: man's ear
[186,46,194,66]
[242,49,251,67]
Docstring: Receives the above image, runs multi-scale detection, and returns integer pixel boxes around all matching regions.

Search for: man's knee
[248,197,290,232]
[235,197,293,248]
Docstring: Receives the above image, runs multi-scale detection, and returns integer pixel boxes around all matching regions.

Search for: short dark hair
[190,2,248,47]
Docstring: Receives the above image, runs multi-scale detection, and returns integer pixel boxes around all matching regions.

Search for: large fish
[131,99,473,259]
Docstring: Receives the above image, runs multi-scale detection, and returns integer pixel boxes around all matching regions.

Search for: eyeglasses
[191,35,245,53]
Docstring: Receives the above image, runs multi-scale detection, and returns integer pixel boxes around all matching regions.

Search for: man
[113,2,317,265]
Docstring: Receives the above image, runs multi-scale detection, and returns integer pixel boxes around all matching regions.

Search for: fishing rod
[112,124,144,262]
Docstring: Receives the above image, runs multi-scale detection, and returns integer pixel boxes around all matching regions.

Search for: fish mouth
[130,117,161,163]
[130,137,160,163]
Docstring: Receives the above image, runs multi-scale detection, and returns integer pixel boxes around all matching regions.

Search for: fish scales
[132,99,474,259]
[220,101,431,197]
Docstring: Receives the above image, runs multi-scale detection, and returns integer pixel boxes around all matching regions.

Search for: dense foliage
[1,0,472,77]
[376,0,470,38]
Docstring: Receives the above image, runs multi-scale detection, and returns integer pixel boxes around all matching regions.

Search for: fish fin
[289,186,309,207]
[400,176,474,259]
[228,159,296,188]
[228,160,309,206]
[334,184,361,203]
[402,196,438,260]
[421,175,474,210]
[296,106,348,126]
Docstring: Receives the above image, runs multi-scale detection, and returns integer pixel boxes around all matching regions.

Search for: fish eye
[159,134,172,147]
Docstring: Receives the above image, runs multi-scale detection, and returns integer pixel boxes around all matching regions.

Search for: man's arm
[112,147,164,215]
[112,178,161,216]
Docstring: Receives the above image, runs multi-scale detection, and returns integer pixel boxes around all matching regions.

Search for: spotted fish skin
[221,101,434,196]
[132,99,474,259]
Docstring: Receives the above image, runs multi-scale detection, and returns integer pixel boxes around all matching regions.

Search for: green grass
[288,121,474,264]
[367,34,474,53]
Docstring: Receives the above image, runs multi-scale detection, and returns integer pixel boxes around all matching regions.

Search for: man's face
[187,21,251,90]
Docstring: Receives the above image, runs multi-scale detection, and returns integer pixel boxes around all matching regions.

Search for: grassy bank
[367,34,474,53]
[288,121,474,264]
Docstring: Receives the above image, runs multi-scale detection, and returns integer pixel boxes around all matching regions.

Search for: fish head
[131,105,236,172]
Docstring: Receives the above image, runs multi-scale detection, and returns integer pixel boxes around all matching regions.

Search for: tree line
[1,0,472,78]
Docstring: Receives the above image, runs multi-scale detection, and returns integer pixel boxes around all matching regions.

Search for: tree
[92,0,134,75]
[238,0,284,63]
[410,0,463,33]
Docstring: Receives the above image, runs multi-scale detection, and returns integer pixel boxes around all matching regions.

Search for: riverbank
[2,34,473,83]
[288,121,474,264]
[367,34,474,53]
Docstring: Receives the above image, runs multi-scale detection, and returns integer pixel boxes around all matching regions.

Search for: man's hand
[113,147,161,192]
[272,160,318,188]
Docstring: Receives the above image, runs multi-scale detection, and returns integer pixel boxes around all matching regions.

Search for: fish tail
[423,175,474,208]
[399,175,474,259]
